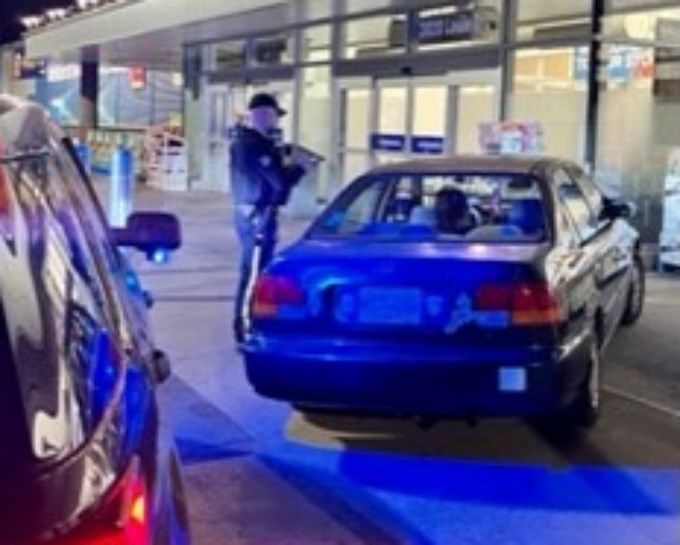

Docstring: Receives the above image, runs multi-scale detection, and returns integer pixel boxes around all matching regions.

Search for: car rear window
[311,172,548,243]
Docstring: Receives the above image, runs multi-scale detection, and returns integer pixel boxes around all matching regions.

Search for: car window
[312,172,548,243]
[14,157,109,315]
[319,179,386,235]
[567,165,605,220]
[555,168,598,243]
[556,207,581,248]
[4,156,119,451]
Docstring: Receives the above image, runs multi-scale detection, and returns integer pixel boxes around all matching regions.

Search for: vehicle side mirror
[600,199,635,221]
[112,212,182,261]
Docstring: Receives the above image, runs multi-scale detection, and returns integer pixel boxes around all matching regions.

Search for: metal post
[585,0,605,170]
[499,0,518,122]
[109,146,134,227]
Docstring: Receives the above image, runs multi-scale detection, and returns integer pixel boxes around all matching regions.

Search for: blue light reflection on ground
[336,453,679,515]
[263,444,680,545]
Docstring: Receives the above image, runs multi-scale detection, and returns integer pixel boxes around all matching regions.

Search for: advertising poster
[660,148,680,269]
[478,121,545,155]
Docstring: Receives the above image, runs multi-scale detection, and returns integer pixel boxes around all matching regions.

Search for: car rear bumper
[242,335,591,417]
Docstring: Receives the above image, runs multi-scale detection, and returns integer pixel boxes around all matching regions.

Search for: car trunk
[255,239,560,347]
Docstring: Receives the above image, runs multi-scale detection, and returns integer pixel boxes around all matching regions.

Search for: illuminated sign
[46,64,81,82]
[371,133,407,152]
[12,47,47,80]
[389,7,499,48]
[411,136,445,155]
[129,66,147,90]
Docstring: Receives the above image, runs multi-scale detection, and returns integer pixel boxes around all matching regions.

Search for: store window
[516,0,591,42]
[299,64,333,205]
[302,25,332,63]
[214,39,248,71]
[555,167,599,242]
[508,47,588,162]
[252,33,294,67]
[342,14,406,59]
[596,6,680,241]
[341,0,394,17]
[97,67,182,128]
[296,0,335,21]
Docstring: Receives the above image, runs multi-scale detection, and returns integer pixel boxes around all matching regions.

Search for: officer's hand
[292,151,318,173]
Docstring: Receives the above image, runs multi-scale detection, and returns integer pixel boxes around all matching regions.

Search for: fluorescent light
[20,16,42,29]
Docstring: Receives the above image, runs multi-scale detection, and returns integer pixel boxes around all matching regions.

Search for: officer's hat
[248,93,287,116]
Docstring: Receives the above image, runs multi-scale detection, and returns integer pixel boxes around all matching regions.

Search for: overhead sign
[12,47,46,80]
[416,11,477,44]
[371,133,407,152]
[46,63,81,82]
[411,136,446,155]
[389,7,498,48]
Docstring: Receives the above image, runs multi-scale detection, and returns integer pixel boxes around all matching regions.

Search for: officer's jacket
[229,126,306,208]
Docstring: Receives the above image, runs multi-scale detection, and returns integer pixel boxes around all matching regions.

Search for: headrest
[508,199,545,234]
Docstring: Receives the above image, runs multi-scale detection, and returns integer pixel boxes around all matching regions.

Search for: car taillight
[252,274,305,319]
[55,458,151,545]
[475,282,563,325]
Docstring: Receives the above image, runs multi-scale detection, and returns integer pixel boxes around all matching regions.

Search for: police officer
[230,93,310,343]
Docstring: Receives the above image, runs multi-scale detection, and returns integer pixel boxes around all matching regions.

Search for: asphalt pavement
[121,185,680,545]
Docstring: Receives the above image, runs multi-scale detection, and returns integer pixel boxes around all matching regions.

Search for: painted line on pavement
[605,386,680,420]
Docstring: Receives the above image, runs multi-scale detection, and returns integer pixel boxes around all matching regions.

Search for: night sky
[1,0,72,45]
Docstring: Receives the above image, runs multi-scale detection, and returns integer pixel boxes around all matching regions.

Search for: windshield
[310,172,549,243]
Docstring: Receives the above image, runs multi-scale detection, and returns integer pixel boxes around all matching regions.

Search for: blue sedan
[242,155,645,427]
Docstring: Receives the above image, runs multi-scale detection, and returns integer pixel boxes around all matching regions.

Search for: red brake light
[475,284,512,311]
[54,458,151,545]
[475,282,563,325]
[252,274,304,318]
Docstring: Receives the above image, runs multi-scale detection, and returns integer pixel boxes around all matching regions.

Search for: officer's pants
[233,206,278,339]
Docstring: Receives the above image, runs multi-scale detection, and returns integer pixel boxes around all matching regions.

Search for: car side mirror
[112,212,182,261]
[600,199,635,221]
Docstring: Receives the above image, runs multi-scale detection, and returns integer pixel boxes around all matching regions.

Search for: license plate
[358,287,422,325]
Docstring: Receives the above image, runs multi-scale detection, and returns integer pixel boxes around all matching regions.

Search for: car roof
[0,95,53,157]
[367,154,559,177]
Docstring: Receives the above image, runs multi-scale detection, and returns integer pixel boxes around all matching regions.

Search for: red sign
[129,66,146,90]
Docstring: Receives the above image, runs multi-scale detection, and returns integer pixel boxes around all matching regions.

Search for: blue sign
[371,133,406,152]
[573,45,649,82]
[412,136,446,155]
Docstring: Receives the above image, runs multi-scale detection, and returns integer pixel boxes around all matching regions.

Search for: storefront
[183,0,680,236]
[13,0,680,239]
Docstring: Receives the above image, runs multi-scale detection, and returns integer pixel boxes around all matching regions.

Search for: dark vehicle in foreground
[243,155,645,427]
[0,96,189,543]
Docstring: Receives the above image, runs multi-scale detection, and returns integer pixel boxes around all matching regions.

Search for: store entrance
[336,69,501,185]
[201,79,294,191]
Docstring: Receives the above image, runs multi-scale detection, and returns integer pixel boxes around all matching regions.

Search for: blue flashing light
[125,270,140,292]
[151,248,169,264]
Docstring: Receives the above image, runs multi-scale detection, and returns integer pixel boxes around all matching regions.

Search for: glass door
[201,84,231,191]
[337,77,374,186]
[411,77,453,157]
[336,69,502,186]
[448,69,501,155]
[374,78,410,165]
